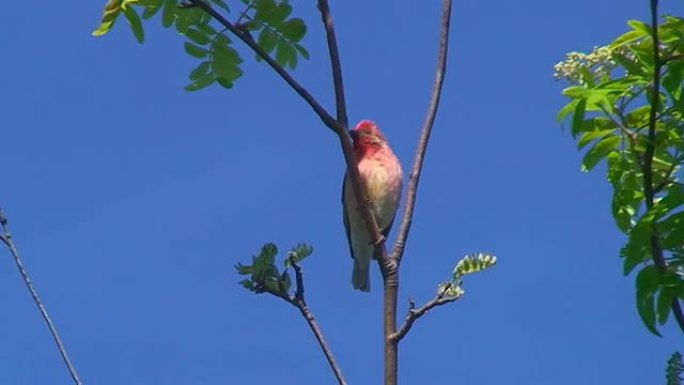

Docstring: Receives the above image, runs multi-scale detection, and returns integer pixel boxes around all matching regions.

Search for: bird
[342,120,403,292]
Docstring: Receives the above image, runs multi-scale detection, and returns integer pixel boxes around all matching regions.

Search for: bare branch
[643,0,684,332]
[384,1,454,383]
[0,209,82,385]
[391,0,453,265]
[390,283,461,342]
[186,0,340,132]
[316,0,348,129]
[257,263,347,385]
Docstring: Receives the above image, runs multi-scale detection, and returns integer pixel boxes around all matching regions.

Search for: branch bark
[644,0,684,333]
[391,0,453,265]
[390,285,461,343]
[259,262,347,385]
[0,210,82,385]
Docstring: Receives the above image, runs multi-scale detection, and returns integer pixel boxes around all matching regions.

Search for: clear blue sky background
[1,0,683,384]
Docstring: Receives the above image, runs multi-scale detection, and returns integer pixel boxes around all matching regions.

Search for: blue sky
[1,0,683,384]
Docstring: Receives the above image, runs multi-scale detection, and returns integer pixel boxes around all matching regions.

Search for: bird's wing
[342,174,355,260]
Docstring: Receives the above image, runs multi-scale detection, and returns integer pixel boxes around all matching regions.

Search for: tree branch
[644,0,684,333]
[316,0,348,129]
[384,1,454,383]
[391,0,453,265]
[0,209,82,385]
[313,0,391,270]
[258,262,347,385]
[390,284,461,343]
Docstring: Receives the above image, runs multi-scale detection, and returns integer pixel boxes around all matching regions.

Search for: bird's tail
[352,258,371,292]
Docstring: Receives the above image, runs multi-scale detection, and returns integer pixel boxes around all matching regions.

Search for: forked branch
[391,0,453,265]
[391,284,461,342]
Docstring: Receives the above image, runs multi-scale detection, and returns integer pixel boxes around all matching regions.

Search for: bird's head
[350,120,387,155]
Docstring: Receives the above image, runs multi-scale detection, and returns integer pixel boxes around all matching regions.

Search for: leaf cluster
[437,253,497,298]
[92,0,309,91]
[668,351,683,385]
[235,243,313,297]
[555,16,684,335]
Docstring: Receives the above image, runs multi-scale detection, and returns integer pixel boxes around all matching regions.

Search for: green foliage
[238,0,309,69]
[453,253,498,278]
[235,242,313,296]
[438,253,497,298]
[92,0,309,90]
[668,352,683,385]
[554,16,684,335]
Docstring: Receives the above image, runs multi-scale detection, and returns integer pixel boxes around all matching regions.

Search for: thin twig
[316,0,348,129]
[644,0,684,332]
[0,210,82,385]
[258,263,347,385]
[186,0,339,132]
[598,105,638,145]
[391,0,453,266]
[390,283,461,342]
[289,263,346,385]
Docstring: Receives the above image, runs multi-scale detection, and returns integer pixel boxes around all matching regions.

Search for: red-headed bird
[342,120,403,292]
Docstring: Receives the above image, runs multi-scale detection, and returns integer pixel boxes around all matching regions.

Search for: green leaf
[235,262,253,275]
[275,41,297,69]
[208,0,230,11]
[92,0,123,36]
[280,270,292,292]
[635,265,662,336]
[666,352,684,385]
[453,253,497,278]
[239,279,254,290]
[184,42,209,58]
[185,28,212,45]
[253,0,278,23]
[184,71,215,91]
[577,127,616,150]
[610,29,647,49]
[659,212,684,250]
[257,28,278,58]
[557,98,580,124]
[213,42,242,64]
[122,4,145,43]
[657,284,678,325]
[141,0,164,19]
[571,99,586,137]
[161,0,176,28]
[284,243,314,268]
[212,42,243,85]
[279,18,306,42]
[295,44,309,60]
[622,214,653,275]
[627,20,652,36]
[189,61,211,81]
[581,135,621,172]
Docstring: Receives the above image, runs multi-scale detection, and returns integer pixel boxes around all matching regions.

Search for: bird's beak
[349,130,358,141]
